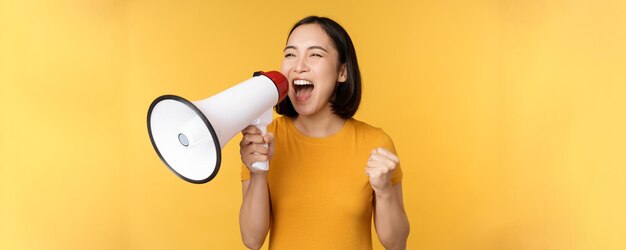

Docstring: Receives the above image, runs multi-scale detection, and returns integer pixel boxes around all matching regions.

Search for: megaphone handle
[251,124,269,171]
[250,109,273,171]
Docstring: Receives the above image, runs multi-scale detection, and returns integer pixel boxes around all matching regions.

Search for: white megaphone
[147,71,289,184]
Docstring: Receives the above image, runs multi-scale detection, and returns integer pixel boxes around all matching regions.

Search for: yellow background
[1,0,625,249]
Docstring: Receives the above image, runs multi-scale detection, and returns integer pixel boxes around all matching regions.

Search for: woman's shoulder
[349,118,386,137]
[350,119,397,151]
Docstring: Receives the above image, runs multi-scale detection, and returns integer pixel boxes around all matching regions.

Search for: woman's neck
[293,110,346,138]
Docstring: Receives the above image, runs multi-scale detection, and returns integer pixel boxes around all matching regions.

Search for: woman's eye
[284,53,295,58]
[311,53,322,58]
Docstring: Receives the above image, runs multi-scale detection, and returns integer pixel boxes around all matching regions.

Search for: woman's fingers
[365,167,381,178]
[240,142,269,156]
[374,147,400,163]
[368,153,396,169]
[366,148,400,190]
[240,133,265,147]
[241,125,261,135]
[265,133,275,159]
[264,133,274,144]
[239,126,274,170]
[241,143,270,166]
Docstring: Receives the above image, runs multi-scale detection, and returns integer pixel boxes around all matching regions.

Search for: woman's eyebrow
[308,46,328,52]
[284,45,328,52]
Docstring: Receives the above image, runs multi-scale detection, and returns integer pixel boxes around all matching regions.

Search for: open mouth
[293,79,314,98]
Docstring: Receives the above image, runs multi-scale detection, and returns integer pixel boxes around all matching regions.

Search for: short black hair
[275,16,362,119]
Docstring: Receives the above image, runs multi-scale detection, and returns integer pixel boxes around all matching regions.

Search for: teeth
[294,79,313,86]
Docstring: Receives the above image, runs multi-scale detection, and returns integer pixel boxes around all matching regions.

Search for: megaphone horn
[147,71,289,184]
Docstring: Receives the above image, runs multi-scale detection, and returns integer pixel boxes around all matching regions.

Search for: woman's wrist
[250,171,268,180]
[373,185,395,199]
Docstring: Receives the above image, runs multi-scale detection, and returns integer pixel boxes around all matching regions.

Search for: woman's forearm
[374,185,410,250]
[239,173,271,250]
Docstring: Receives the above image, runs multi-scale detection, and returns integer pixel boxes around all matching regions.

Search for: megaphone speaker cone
[147,95,221,184]
[147,71,288,184]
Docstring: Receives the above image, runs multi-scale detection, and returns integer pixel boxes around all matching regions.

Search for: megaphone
[147,71,289,184]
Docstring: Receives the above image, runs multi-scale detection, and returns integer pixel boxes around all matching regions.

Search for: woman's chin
[294,109,312,116]
[293,105,316,117]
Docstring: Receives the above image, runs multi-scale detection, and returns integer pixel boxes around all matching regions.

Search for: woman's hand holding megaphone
[240,125,274,174]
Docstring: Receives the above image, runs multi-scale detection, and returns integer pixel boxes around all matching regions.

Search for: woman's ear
[337,64,347,83]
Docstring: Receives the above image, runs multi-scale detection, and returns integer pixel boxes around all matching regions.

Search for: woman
[239,16,410,250]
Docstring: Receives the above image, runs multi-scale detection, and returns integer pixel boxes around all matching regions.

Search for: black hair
[275,16,362,119]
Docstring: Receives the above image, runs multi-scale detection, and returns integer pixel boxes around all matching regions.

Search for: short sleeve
[379,129,403,185]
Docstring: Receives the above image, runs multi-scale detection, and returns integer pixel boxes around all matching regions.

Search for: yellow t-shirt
[241,116,402,250]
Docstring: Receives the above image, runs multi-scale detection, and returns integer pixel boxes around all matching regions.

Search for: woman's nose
[294,57,309,73]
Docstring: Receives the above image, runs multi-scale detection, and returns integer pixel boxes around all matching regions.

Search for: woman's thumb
[264,133,274,144]
[265,133,275,158]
